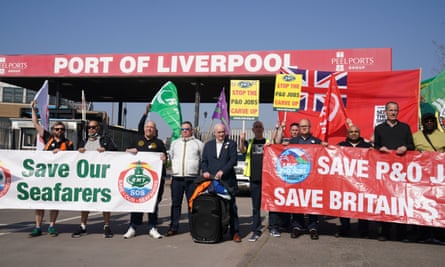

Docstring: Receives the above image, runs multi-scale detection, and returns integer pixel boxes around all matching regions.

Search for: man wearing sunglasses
[72,119,117,238]
[29,100,74,237]
[166,121,203,236]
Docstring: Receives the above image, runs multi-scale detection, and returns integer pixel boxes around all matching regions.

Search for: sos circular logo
[0,161,12,198]
[118,161,159,203]
[275,148,312,184]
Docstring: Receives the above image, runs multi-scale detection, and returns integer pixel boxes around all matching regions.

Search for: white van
[235,153,250,193]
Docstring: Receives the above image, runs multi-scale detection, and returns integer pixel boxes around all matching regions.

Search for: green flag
[150,81,183,140]
[420,70,445,131]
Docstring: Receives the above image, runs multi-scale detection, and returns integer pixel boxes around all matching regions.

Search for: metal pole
[55,81,61,119]
[118,101,123,126]
[193,83,200,136]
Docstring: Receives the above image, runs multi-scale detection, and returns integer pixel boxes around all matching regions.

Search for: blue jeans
[129,178,165,230]
[169,176,196,231]
[229,192,240,236]
[250,181,262,234]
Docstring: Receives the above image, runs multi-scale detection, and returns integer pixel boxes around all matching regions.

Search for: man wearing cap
[413,112,445,244]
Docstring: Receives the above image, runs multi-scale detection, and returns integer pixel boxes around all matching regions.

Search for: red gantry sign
[0,48,391,77]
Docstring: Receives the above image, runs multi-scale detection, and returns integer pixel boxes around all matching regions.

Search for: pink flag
[315,75,351,142]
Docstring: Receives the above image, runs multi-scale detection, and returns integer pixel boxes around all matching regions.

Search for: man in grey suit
[201,123,241,242]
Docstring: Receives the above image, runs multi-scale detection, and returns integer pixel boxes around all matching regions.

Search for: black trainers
[72,227,87,238]
[309,229,319,240]
[290,227,302,239]
[104,225,114,238]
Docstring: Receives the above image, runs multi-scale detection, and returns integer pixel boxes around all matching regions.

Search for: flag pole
[205,119,214,142]
[81,90,87,141]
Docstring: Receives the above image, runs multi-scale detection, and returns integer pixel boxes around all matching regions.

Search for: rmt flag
[314,75,352,142]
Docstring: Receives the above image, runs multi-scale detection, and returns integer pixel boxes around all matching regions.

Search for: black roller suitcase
[191,193,229,243]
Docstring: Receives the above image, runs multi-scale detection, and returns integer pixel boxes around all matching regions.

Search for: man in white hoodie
[166,121,203,236]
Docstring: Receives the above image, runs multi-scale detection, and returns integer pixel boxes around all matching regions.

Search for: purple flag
[212,88,230,134]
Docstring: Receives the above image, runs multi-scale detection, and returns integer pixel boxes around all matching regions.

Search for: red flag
[314,75,351,142]
[278,69,421,144]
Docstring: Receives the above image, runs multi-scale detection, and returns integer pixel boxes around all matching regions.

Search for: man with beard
[29,100,74,237]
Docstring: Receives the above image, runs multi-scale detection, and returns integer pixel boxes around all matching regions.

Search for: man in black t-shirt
[123,120,167,240]
[239,121,268,242]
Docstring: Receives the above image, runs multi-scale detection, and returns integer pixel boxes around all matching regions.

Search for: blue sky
[2,0,445,139]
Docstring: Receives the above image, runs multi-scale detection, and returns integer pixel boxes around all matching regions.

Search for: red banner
[0,48,391,77]
[262,145,445,227]
[278,69,421,144]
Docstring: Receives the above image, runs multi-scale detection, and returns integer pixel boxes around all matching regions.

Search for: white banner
[0,150,163,212]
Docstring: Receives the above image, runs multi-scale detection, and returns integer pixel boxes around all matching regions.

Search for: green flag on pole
[150,81,183,140]
[420,70,445,131]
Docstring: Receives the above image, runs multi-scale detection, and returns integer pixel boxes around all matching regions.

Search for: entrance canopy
[0,48,391,103]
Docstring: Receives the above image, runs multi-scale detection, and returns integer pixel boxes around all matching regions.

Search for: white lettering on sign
[119,56,150,73]
[317,156,369,178]
[375,161,423,183]
[54,56,151,74]
[274,187,323,208]
[54,57,114,74]
[329,190,415,216]
[157,53,291,73]
[430,164,445,184]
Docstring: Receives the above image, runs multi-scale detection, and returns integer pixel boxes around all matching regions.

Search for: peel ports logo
[0,57,28,75]
[118,161,159,203]
[0,161,12,198]
[275,148,312,184]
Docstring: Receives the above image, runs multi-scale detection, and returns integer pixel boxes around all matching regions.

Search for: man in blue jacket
[201,123,241,242]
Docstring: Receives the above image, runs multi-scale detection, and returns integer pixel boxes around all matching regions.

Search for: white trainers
[149,228,162,239]
[123,227,136,239]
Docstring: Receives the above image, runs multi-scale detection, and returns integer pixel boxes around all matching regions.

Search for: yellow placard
[273,74,302,111]
[229,80,260,120]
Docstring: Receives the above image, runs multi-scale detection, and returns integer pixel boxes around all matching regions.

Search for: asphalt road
[0,182,443,267]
